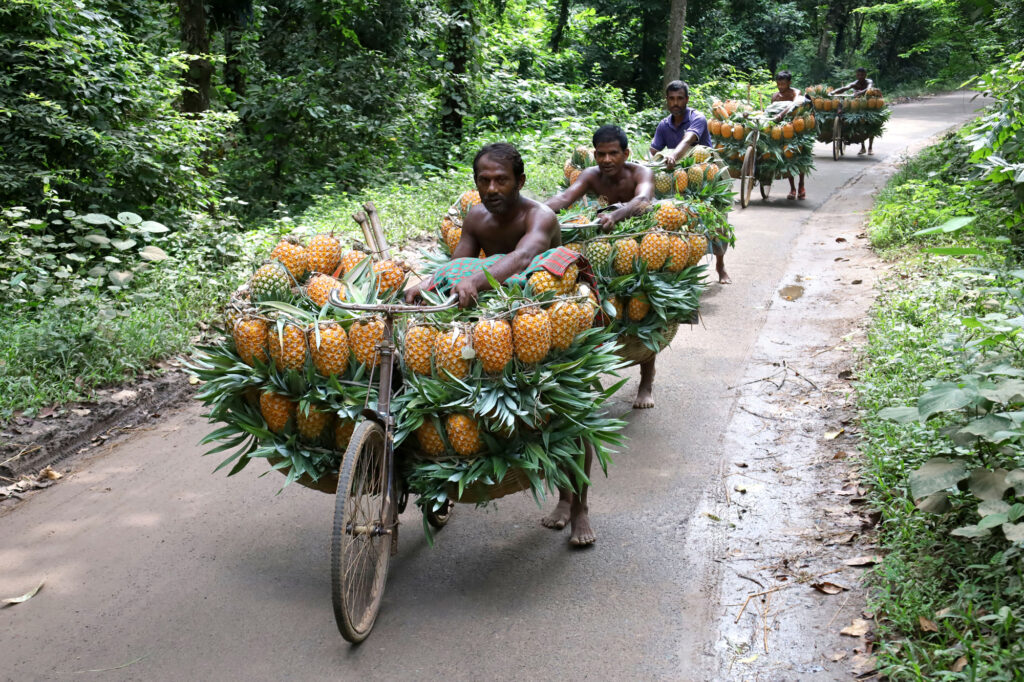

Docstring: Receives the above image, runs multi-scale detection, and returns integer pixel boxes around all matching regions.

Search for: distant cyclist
[832,68,876,155]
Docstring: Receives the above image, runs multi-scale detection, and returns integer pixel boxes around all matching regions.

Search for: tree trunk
[178,0,212,113]
[223,25,245,97]
[441,0,473,142]
[812,1,845,80]
[549,0,571,52]
[633,7,659,107]
[662,0,687,88]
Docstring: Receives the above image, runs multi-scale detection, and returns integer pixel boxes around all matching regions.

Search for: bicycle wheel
[424,500,454,529]
[740,145,756,208]
[331,419,393,643]
[832,117,842,161]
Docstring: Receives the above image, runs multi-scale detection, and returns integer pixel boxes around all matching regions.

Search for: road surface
[0,92,985,681]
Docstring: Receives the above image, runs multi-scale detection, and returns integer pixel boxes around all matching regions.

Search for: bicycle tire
[331,419,393,643]
[833,116,842,161]
[424,500,454,529]
[740,145,756,208]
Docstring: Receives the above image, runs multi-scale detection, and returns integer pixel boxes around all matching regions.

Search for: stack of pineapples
[561,145,596,188]
[437,190,482,257]
[807,84,890,144]
[708,98,817,182]
[393,279,627,516]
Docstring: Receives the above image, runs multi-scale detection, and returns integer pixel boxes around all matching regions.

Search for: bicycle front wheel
[740,145,756,208]
[331,419,393,643]
[832,117,842,161]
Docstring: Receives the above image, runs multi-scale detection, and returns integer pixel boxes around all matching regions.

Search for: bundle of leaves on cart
[389,282,628,520]
[805,84,890,144]
[188,231,410,487]
[561,211,708,353]
[708,98,817,181]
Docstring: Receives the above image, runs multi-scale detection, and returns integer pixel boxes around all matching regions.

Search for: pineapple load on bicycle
[772,70,809,201]
[832,67,876,155]
[405,142,601,546]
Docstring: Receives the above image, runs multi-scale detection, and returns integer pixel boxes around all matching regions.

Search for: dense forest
[3,0,1022,218]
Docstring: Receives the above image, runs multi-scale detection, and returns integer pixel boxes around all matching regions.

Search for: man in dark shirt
[650,80,730,285]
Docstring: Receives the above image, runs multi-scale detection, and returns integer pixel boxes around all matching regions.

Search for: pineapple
[558,263,579,294]
[793,116,806,133]
[571,145,592,167]
[446,413,483,457]
[473,319,513,374]
[771,126,783,141]
[639,231,671,270]
[403,325,437,375]
[610,297,624,320]
[709,119,722,136]
[674,168,688,194]
[445,226,462,253]
[563,159,576,181]
[704,163,720,181]
[628,294,651,322]
[565,242,583,253]
[576,298,597,333]
[306,233,342,275]
[415,420,447,457]
[654,171,674,197]
[296,405,332,444]
[270,237,308,280]
[782,123,794,139]
[568,169,582,185]
[528,269,560,296]
[335,419,356,452]
[720,122,733,139]
[549,301,580,351]
[687,164,705,190]
[267,321,308,372]
[260,391,295,434]
[691,146,712,163]
[350,317,386,367]
[373,259,404,295]
[339,249,368,275]
[732,124,745,141]
[440,216,456,241]
[459,190,481,214]
[688,233,708,267]
[233,317,269,366]
[250,261,292,302]
[433,327,471,379]
[665,235,690,272]
[584,240,613,272]
[613,238,639,275]
[308,321,349,376]
[512,307,552,364]
[654,203,686,231]
[305,273,345,308]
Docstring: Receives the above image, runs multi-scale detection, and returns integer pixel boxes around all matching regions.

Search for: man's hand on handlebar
[452,278,480,309]
[403,282,425,304]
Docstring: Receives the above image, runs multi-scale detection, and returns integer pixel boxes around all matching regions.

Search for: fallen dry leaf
[918,616,939,633]
[841,619,871,637]
[844,555,883,567]
[850,653,877,675]
[38,466,62,480]
[828,650,848,662]
[836,237,848,243]
[825,428,845,440]
[2,578,45,607]
[71,408,92,417]
[738,654,759,664]
[851,279,863,285]
[951,656,968,672]
[188,375,201,385]
[811,581,849,595]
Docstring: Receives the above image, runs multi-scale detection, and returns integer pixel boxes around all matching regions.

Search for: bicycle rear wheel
[331,420,393,643]
[740,145,756,208]
[832,117,842,161]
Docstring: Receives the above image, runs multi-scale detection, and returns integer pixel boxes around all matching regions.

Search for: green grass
[858,135,1024,678]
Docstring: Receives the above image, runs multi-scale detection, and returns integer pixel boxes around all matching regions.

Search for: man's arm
[452,208,558,307]
[404,214,484,303]
[659,131,698,170]
[545,168,596,213]
[832,80,857,94]
[598,165,654,231]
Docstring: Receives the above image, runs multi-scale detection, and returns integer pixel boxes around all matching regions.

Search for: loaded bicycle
[738,127,771,207]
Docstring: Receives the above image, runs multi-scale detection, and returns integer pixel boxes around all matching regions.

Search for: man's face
[856,70,867,80]
[666,90,689,117]
[594,140,629,177]
[775,78,791,93]
[474,154,523,216]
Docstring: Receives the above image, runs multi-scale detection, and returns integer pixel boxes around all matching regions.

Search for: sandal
[798,190,806,200]
[787,191,797,200]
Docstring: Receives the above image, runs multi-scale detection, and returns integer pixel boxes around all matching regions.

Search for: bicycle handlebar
[327,291,459,314]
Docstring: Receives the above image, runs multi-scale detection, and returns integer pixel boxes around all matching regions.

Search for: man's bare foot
[541,498,571,530]
[717,268,732,284]
[633,386,654,409]
[569,509,596,547]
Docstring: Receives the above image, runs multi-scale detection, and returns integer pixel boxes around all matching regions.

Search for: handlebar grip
[326,290,459,314]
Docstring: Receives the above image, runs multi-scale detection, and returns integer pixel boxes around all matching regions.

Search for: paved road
[0,93,984,681]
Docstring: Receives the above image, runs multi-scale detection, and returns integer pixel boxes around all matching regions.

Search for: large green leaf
[911,216,975,236]
[917,383,976,420]
[968,468,1011,501]
[958,414,1017,443]
[909,458,969,499]
[878,406,920,423]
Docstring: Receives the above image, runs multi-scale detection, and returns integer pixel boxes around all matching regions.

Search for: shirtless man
[545,125,654,232]
[833,67,876,155]
[772,70,807,201]
[404,142,598,546]
[649,80,731,285]
[545,126,660,410]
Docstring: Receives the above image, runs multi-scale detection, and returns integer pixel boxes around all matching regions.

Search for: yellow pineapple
[403,325,437,375]
[565,242,583,253]
[296,405,332,444]
[473,319,513,374]
[654,203,686,231]
[270,237,308,280]
[513,307,552,363]
[305,273,345,308]
[266,321,308,372]
[445,413,483,457]
[654,171,674,197]
[690,146,712,163]
[308,321,349,376]
[665,235,690,272]
[233,316,269,366]
[349,317,386,367]
[639,231,671,270]
[688,233,708,267]
[558,262,579,294]
[445,226,462,253]
[335,419,356,452]
[339,249,368,275]
[584,240,613,272]
[549,301,579,351]
[613,238,639,274]
[610,297,624,320]
[260,391,295,434]
[373,259,404,295]
[415,420,447,457]
[628,294,651,321]
[674,168,688,194]
[306,233,342,275]
[433,327,471,379]
[459,190,481,214]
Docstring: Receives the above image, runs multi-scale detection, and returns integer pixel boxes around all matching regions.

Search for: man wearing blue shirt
[649,80,730,285]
